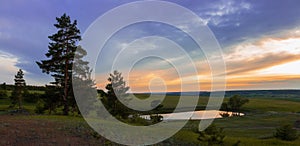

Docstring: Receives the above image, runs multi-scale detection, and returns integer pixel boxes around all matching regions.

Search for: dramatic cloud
[119,27,300,91]
[1,1,300,91]
[225,35,300,75]
[221,28,300,89]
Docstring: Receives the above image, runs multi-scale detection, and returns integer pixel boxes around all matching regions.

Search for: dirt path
[0,115,106,146]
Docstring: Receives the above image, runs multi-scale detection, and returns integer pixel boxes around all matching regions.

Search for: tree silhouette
[36,13,82,115]
[10,69,26,109]
[101,70,130,118]
[1,82,6,90]
[227,95,249,116]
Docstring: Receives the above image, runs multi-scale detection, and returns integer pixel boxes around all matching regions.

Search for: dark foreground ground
[0,115,107,146]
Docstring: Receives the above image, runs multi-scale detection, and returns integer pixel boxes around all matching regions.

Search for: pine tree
[101,70,130,118]
[36,13,82,115]
[72,68,96,115]
[71,45,96,115]
[10,69,26,109]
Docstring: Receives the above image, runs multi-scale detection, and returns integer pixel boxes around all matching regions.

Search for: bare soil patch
[0,115,106,146]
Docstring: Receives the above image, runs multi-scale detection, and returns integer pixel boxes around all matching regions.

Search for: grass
[223,137,300,146]
[134,94,209,113]
[1,91,300,145]
[28,90,45,94]
[168,97,300,145]
[242,98,300,113]
[128,94,300,145]
[172,129,200,144]
[134,94,300,113]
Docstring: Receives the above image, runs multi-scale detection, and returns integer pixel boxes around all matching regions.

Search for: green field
[171,96,300,145]
[1,91,300,145]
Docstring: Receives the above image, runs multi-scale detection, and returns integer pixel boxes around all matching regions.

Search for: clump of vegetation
[294,120,300,128]
[150,114,163,123]
[98,71,165,125]
[34,99,45,114]
[126,114,149,126]
[0,90,8,99]
[0,82,7,99]
[221,95,249,116]
[23,90,40,103]
[274,124,298,141]
[198,124,225,145]
[219,112,230,118]
[100,70,131,119]
[150,100,164,124]
[35,85,61,114]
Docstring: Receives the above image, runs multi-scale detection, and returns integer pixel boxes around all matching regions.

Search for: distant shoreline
[134,89,300,97]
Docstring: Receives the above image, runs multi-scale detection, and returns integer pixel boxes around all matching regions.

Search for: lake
[141,110,244,121]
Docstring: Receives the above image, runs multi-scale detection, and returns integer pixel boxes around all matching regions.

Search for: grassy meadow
[1,90,300,145]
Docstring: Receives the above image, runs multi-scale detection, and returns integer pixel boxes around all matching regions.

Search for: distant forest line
[2,83,296,98]
[140,90,300,98]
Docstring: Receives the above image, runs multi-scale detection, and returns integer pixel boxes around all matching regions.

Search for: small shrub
[198,124,225,145]
[219,112,230,118]
[150,114,163,124]
[34,99,46,114]
[232,140,241,146]
[127,114,149,125]
[0,90,8,99]
[294,120,300,128]
[23,92,40,103]
[274,124,298,141]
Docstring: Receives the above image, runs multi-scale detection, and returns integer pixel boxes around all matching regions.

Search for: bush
[39,86,61,114]
[274,124,298,141]
[23,91,40,103]
[0,90,8,99]
[34,99,46,114]
[198,124,225,145]
[127,114,149,125]
[219,112,230,118]
[294,120,300,128]
[150,114,163,124]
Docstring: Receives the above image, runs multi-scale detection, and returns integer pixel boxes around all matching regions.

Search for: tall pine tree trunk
[63,85,69,115]
[17,87,22,110]
[63,48,69,115]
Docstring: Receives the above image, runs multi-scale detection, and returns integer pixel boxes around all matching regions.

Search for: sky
[0,0,300,92]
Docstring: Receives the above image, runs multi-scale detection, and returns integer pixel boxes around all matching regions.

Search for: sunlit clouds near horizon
[95,26,300,92]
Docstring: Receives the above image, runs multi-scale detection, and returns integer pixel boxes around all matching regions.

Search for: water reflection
[141,110,244,121]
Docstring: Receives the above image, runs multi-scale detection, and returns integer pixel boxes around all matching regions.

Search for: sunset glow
[0,0,299,92]
[95,30,300,92]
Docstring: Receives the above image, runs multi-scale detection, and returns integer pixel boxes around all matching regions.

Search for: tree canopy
[221,95,249,116]
[100,70,131,118]
[36,13,87,115]
[10,69,26,109]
